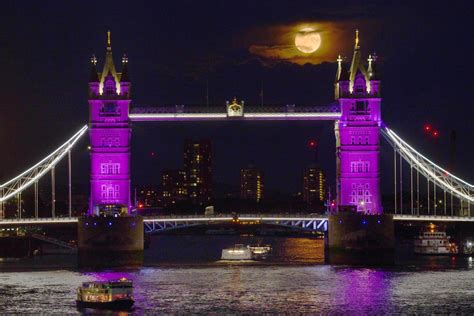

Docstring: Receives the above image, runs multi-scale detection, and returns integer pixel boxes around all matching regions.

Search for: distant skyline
[0,1,472,195]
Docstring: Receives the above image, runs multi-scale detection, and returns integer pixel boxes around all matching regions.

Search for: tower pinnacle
[355,29,360,48]
[107,30,111,51]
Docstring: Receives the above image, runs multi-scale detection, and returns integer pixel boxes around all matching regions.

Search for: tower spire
[107,30,111,51]
[349,29,367,84]
[355,29,360,49]
[99,30,119,94]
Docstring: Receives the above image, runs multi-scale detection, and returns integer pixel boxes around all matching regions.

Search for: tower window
[355,101,367,111]
[100,162,121,174]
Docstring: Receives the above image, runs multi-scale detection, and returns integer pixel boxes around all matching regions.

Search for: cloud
[244,20,373,65]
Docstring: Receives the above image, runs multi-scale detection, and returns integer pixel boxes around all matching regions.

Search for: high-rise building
[240,168,264,202]
[303,166,326,205]
[136,185,159,207]
[183,140,212,205]
[160,170,187,207]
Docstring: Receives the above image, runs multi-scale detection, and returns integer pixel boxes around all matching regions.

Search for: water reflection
[336,268,391,314]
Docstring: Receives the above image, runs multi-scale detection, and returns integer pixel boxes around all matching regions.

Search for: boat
[248,245,272,259]
[76,278,134,310]
[221,244,253,260]
[414,230,458,255]
[221,244,272,260]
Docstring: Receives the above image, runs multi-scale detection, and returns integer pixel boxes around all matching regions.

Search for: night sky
[0,1,472,196]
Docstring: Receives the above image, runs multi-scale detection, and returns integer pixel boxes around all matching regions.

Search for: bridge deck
[1,214,474,225]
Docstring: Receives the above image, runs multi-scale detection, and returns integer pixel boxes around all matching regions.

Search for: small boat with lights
[76,278,134,310]
[414,231,458,255]
[221,244,272,260]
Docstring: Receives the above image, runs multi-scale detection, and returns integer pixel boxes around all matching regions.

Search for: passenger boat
[221,244,272,260]
[414,231,458,255]
[76,278,134,310]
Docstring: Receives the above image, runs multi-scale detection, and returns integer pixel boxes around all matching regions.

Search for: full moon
[295,28,321,53]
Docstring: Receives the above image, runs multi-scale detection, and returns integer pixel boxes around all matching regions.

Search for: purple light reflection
[337,269,390,313]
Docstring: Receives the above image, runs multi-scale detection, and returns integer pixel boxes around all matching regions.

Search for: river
[0,236,473,314]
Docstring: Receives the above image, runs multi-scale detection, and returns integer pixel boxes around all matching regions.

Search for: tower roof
[99,31,120,87]
[349,30,368,82]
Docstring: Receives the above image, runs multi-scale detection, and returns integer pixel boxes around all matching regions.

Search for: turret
[367,54,380,96]
[335,55,350,99]
[88,55,100,97]
[120,54,131,97]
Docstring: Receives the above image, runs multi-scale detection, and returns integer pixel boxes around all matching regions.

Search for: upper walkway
[129,104,342,121]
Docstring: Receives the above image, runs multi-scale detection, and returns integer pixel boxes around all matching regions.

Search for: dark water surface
[1,236,474,314]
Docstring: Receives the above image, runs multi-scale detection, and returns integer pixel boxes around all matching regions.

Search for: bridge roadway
[1,214,474,226]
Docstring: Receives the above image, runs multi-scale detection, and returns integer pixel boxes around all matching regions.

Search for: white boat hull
[221,248,252,260]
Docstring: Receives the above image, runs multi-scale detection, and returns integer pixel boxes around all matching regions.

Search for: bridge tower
[88,31,132,216]
[335,30,382,214]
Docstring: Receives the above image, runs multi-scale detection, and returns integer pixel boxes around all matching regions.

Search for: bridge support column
[77,216,144,267]
[325,213,394,265]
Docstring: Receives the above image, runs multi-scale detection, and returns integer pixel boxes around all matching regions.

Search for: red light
[308,140,317,148]
[330,202,336,207]
[150,152,156,157]
[423,124,432,133]
[138,204,144,208]
[432,130,439,138]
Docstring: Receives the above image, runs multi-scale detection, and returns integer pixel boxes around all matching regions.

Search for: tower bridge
[0,31,472,258]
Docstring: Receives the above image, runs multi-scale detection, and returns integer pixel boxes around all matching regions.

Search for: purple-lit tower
[334,30,382,214]
[327,31,393,263]
[88,31,132,216]
[78,32,143,265]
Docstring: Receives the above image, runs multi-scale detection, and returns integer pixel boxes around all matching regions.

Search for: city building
[160,170,187,207]
[303,166,326,205]
[183,140,212,205]
[240,168,264,202]
[136,185,159,208]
